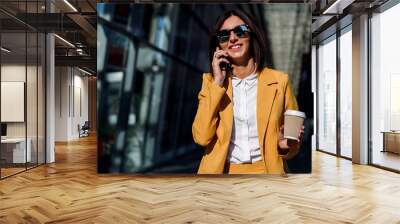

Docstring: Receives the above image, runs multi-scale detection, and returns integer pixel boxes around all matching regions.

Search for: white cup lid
[284,110,306,118]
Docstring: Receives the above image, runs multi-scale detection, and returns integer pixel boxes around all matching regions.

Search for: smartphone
[219,56,232,71]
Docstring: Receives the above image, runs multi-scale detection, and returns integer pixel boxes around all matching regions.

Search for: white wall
[1,63,46,164]
[72,72,89,138]
[1,65,36,137]
[54,67,89,141]
[1,82,25,122]
[1,65,26,137]
[55,66,69,141]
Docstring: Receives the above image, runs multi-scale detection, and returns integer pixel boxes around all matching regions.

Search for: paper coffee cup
[284,110,306,140]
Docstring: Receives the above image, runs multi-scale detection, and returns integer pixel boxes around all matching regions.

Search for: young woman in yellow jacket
[192,10,304,174]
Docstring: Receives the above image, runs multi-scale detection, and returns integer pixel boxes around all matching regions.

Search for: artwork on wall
[1,81,25,122]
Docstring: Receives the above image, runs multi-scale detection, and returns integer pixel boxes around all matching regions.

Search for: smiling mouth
[229,44,242,50]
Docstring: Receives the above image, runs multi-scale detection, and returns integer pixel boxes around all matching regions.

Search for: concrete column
[352,14,369,164]
[46,1,55,163]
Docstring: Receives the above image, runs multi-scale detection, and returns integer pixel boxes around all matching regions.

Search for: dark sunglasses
[215,24,251,43]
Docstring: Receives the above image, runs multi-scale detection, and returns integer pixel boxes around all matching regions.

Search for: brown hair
[208,10,267,73]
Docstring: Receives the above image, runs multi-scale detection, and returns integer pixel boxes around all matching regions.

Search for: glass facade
[316,26,353,159]
[371,3,400,171]
[314,0,400,172]
[97,4,206,173]
[317,35,337,155]
[339,27,352,158]
[0,1,46,179]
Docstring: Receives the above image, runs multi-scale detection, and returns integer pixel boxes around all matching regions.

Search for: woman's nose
[229,31,238,42]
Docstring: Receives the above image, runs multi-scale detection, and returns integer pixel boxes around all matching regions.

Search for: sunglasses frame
[215,24,251,44]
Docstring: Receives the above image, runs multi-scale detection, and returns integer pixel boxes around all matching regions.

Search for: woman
[192,10,304,174]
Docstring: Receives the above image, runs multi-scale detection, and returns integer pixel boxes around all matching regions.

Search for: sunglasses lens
[216,25,249,43]
[220,37,229,43]
[216,31,229,43]
[233,27,245,37]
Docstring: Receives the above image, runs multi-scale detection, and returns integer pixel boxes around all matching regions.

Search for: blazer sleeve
[192,73,226,146]
[279,75,301,160]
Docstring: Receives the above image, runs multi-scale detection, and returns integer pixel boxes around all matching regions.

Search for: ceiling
[0,0,97,73]
[0,0,394,75]
[311,0,390,42]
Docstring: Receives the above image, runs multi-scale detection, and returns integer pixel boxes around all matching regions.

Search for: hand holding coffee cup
[278,110,306,152]
[283,110,306,140]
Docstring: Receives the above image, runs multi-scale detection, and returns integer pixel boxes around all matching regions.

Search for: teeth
[232,45,241,49]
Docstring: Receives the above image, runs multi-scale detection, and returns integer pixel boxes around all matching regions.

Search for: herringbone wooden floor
[1,135,400,224]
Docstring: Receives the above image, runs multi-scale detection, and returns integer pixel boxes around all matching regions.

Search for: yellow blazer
[192,67,299,174]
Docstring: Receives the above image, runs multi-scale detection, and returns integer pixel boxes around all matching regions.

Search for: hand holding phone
[211,47,230,87]
[219,60,231,71]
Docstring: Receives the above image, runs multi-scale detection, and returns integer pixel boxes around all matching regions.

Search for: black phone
[219,56,232,71]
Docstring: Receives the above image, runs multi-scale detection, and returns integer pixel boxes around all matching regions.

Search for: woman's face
[218,15,251,64]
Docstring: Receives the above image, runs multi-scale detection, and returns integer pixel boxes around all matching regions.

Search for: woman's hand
[278,125,305,154]
[211,46,230,86]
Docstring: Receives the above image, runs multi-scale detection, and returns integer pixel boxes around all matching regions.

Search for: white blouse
[227,72,262,164]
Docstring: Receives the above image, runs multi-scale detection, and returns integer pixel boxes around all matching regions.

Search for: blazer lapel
[257,68,278,149]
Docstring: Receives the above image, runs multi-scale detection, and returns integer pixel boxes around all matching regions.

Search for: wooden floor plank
[0,135,400,223]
